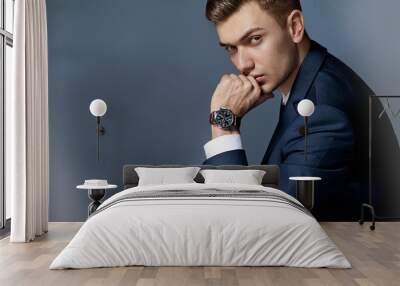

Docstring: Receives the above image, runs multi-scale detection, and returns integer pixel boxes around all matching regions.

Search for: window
[1,0,14,231]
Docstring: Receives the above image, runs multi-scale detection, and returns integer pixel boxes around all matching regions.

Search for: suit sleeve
[202,134,248,165]
[203,149,248,165]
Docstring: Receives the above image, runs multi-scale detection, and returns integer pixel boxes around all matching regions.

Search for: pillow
[135,167,201,186]
[200,169,266,185]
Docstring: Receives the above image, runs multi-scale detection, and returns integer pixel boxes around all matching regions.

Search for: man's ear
[287,10,305,44]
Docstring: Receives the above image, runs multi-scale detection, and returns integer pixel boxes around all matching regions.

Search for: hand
[211,74,274,117]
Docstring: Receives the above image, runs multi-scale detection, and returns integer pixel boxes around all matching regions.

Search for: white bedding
[49,183,351,269]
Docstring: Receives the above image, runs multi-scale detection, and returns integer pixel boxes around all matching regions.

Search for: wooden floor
[0,222,399,286]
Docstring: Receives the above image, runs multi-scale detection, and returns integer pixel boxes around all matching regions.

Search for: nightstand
[289,177,321,210]
[77,180,117,216]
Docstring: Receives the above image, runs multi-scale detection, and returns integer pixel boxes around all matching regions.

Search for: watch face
[216,109,234,128]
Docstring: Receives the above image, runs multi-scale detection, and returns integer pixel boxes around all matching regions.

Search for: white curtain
[8,0,49,242]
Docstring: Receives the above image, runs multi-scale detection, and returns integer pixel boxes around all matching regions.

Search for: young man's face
[216,1,299,94]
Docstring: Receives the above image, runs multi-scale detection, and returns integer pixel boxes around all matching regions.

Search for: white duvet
[50,183,351,269]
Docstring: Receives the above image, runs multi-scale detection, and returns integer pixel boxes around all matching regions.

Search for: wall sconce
[297,99,315,161]
[89,99,107,161]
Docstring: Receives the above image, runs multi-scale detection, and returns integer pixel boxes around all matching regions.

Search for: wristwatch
[209,107,241,129]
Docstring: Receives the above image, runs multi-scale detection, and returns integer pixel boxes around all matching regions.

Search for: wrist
[211,125,240,139]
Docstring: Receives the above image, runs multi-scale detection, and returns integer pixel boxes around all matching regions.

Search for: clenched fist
[211,74,274,117]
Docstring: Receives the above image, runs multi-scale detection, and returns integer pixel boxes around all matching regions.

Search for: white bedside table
[289,177,321,210]
[77,180,117,216]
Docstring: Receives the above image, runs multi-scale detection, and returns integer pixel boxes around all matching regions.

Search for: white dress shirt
[204,91,291,159]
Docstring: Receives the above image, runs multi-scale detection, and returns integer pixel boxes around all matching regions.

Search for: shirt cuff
[204,134,243,159]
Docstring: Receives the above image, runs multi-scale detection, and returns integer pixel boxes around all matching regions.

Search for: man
[202,0,377,220]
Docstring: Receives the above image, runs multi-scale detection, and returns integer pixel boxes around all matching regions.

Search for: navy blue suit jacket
[203,41,376,220]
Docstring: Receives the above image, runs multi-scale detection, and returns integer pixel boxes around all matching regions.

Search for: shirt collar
[281,90,291,106]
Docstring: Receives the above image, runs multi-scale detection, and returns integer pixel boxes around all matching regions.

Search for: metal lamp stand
[359,96,376,231]
[96,116,105,161]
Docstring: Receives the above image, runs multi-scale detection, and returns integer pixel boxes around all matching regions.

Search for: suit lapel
[262,41,328,164]
[262,102,285,163]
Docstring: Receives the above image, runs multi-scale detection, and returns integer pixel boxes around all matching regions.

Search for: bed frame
[123,165,280,189]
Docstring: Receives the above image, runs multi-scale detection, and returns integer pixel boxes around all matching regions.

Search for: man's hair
[206,0,302,28]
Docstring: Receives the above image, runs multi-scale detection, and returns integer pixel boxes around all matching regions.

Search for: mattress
[49,183,351,269]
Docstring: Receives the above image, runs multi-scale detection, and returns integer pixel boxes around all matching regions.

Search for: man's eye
[250,36,262,44]
[225,46,236,54]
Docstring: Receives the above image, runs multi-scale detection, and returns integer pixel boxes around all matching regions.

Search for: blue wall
[302,0,400,95]
[47,0,400,221]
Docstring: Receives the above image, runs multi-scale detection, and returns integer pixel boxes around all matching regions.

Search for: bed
[49,164,351,269]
